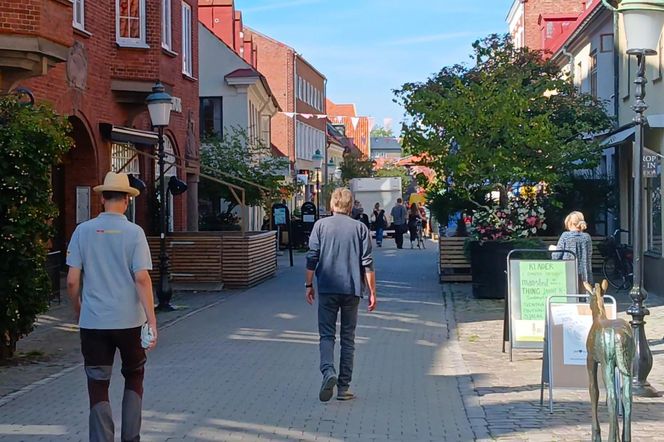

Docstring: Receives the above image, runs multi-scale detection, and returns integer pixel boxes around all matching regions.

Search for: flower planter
[468,240,517,299]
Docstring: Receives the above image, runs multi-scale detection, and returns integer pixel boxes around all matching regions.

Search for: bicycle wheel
[603,257,627,289]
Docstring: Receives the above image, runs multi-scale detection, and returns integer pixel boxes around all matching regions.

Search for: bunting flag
[315,114,328,119]
[283,112,296,118]
[368,117,375,132]
[335,116,344,123]
[350,117,360,129]
[301,113,313,119]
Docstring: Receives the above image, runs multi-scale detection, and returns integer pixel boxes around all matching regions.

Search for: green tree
[0,96,73,359]
[370,126,394,137]
[374,162,411,193]
[199,129,290,228]
[340,151,374,183]
[395,34,613,218]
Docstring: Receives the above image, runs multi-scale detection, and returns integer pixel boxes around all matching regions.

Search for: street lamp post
[312,149,323,217]
[146,82,175,312]
[617,0,664,397]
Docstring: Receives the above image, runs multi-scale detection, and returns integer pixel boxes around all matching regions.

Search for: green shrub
[0,96,72,359]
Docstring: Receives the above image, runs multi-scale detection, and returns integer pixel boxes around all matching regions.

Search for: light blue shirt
[66,212,152,329]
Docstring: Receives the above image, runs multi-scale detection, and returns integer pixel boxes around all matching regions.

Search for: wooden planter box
[221,231,277,288]
[148,231,277,289]
[439,236,605,283]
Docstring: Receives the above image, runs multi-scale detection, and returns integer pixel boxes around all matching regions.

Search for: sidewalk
[0,241,478,441]
[446,283,664,441]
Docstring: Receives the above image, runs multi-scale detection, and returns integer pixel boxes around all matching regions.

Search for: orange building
[326,99,371,158]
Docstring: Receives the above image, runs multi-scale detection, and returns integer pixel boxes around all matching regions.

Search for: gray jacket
[306,214,374,297]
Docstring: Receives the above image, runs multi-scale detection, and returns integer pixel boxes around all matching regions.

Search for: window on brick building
[111,142,140,222]
[182,2,193,76]
[72,0,85,30]
[200,97,223,139]
[116,0,147,47]
[162,0,172,50]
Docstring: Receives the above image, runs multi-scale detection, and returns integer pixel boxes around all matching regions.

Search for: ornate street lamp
[312,148,324,217]
[617,0,664,397]
[146,82,175,312]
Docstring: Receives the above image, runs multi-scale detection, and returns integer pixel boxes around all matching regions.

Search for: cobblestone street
[0,241,476,441]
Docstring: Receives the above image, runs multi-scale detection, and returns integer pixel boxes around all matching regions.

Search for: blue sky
[235,0,514,132]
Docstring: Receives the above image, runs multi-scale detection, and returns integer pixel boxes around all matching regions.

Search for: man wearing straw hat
[66,171,157,442]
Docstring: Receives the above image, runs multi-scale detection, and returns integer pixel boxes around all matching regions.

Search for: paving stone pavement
[447,281,664,441]
[0,240,478,441]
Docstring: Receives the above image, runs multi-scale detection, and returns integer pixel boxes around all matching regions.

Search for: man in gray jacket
[306,187,377,402]
[391,198,408,249]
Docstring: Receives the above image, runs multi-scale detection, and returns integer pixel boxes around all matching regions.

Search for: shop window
[646,170,663,256]
[111,142,140,222]
[116,0,147,47]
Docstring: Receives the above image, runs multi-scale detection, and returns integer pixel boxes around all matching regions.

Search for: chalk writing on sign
[519,261,567,321]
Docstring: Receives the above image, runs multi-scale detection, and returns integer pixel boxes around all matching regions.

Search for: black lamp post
[312,148,323,217]
[617,0,664,397]
[146,82,175,312]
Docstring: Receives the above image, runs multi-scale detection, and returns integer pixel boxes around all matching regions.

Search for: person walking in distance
[306,188,377,402]
[408,202,422,249]
[66,172,157,442]
[391,198,408,249]
[372,202,387,247]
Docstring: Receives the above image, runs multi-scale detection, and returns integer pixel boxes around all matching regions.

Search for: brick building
[0,0,201,255]
[507,0,585,51]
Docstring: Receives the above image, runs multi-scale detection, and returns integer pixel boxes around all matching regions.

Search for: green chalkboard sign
[508,258,578,350]
[519,261,568,321]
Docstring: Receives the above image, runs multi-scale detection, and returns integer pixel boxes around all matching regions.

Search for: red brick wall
[296,56,326,136]
[19,0,199,242]
[198,1,234,48]
[252,30,294,161]
[0,0,72,47]
[523,0,584,50]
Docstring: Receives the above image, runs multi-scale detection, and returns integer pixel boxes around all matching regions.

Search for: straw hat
[93,172,140,197]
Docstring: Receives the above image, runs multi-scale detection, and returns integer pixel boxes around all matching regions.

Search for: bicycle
[600,228,633,290]
[416,219,426,249]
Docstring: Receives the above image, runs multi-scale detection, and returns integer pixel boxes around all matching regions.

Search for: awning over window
[600,125,636,147]
[99,123,158,145]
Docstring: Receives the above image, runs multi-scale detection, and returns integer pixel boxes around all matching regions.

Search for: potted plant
[467,186,547,299]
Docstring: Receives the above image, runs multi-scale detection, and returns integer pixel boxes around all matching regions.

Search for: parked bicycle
[599,229,633,290]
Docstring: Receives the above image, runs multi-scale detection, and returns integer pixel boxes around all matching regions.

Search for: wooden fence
[148,231,277,288]
[439,236,606,283]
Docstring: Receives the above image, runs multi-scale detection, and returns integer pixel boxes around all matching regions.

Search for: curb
[0,294,233,409]
[442,284,492,441]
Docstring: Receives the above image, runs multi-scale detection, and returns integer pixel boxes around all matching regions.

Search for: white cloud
[242,0,323,13]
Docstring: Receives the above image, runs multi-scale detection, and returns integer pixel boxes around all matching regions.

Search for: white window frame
[162,0,172,50]
[72,0,85,30]
[116,0,147,48]
[182,1,193,76]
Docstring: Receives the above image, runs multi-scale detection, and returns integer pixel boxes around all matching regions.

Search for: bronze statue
[584,280,635,442]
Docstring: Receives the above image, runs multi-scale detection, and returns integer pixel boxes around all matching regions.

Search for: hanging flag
[283,112,295,118]
[301,114,313,119]
[316,114,328,119]
[351,117,360,129]
[335,116,344,123]
[368,117,375,132]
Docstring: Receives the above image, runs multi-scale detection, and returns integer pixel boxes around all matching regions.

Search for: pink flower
[526,216,537,226]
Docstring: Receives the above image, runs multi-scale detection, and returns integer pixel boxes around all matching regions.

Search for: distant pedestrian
[357,207,370,230]
[391,198,408,249]
[408,202,422,249]
[306,188,377,402]
[552,211,593,287]
[372,202,387,247]
[66,171,157,442]
[351,200,362,219]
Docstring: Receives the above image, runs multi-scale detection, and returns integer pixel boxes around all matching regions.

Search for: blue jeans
[375,228,384,245]
[318,294,360,390]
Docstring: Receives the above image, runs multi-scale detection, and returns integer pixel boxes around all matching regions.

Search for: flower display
[470,186,547,241]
